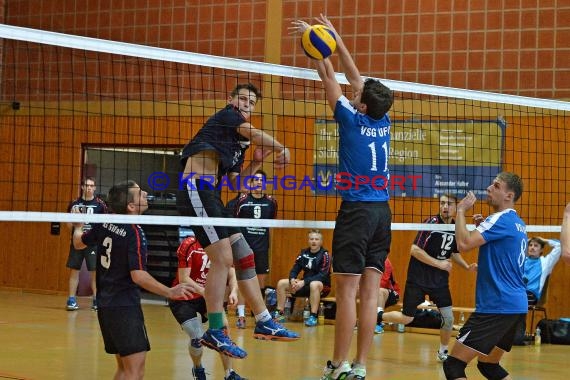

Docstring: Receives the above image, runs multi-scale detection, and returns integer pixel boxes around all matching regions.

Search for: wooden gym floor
[0,289,566,380]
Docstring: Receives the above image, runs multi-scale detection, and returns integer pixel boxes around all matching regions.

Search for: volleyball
[301,24,337,60]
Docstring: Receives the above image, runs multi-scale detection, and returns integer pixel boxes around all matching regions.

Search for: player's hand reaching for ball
[289,19,311,35]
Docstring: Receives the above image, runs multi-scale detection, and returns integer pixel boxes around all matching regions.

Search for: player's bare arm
[410,244,452,271]
[561,202,570,264]
[455,191,486,252]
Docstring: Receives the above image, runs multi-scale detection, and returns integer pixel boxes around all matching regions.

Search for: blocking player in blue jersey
[444,172,527,380]
[292,14,394,380]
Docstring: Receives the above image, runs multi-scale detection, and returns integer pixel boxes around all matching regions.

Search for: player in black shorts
[382,194,477,362]
[228,169,277,329]
[177,83,298,360]
[72,180,192,379]
[65,176,107,311]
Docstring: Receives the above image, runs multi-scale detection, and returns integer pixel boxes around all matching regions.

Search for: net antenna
[0,24,568,232]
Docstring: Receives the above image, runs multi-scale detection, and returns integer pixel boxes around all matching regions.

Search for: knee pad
[230,236,256,281]
[439,306,454,331]
[181,316,203,339]
[443,356,467,380]
[477,361,509,380]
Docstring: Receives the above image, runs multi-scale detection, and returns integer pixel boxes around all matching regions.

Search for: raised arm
[455,191,486,252]
[315,14,363,92]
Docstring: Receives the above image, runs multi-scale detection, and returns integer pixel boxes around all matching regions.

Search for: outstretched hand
[314,14,337,35]
[289,19,311,35]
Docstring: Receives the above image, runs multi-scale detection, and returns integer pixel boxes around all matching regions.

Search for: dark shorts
[332,201,391,274]
[168,297,208,325]
[254,250,269,274]
[66,244,97,271]
[456,312,527,355]
[97,305,150,356]
[402,282,452,317]
[385,289,399,308]
[292,282,331,298]
[177,178,240,248]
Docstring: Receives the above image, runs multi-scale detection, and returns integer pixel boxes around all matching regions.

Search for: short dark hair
[360,78,394,119]
[528,237,546,249]
[231,83,262,100]
[441,193,458,203]
[497,172,523,202]
[82,176,96,185]
[253,169,267,178]
[107,180,137,214]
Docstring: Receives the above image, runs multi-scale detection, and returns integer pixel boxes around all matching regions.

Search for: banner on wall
[312,118,506,198]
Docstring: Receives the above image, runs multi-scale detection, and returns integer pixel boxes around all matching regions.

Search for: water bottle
[284,297,292,318]
[459,312,465,326]
[318,302,325,325]
[535,327,542,345]
[397,323,405,333]
[303,298,311,322]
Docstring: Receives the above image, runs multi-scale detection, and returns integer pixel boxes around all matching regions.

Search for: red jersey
[172,236,210,301]
[380,258,401,294]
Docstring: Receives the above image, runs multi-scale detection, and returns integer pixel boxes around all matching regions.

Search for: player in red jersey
[169,236,246,380]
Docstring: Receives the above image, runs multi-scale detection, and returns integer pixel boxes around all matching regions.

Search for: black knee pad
[443,356,467,380]
[477,361,509,380]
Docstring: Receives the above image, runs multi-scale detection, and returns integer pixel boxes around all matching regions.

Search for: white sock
[439,344,448,353]
[237,305,245,317]
[377,307,384,313]
[255,309,272,323]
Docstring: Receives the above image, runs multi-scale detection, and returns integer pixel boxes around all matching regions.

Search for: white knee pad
[182,316,204,357]
[440,306,454,331]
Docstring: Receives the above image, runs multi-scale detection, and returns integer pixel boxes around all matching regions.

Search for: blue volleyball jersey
[475,209,528,313]
[523,239,561,299]
[81,222,148,308]
[334,96,391,201]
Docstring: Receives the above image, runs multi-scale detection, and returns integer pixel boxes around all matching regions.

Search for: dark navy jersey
[67,196,108,233]
[180,105,249,176]
[81,222,148,308]
[289,247,331,286]
[407,214,457,288]
[232,193,277,255]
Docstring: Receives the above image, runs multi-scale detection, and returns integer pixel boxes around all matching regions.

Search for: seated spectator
[524,237,561,305]
[273,229,331,326]
[375,257,401,334]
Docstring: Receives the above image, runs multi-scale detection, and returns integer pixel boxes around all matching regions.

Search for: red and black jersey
[407,214,457,288]
[81,222,147,308]
[171,236,209,301]
[232,193,277,255]
[380,258,401,294]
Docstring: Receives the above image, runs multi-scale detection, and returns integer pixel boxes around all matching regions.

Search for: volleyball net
[0,24,569,231]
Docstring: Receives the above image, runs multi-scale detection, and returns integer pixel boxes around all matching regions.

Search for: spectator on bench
[273,229,331,326]
[524,237,561,305]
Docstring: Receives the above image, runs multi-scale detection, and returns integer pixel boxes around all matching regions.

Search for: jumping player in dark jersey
[229,169,277,329]
[273,229,331,326]
[65,176,108,311]
[293,14,394,380]
[443,172,527,380]
[177,83,299,360]
[72,180,192,380]
[382,194,477,362]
